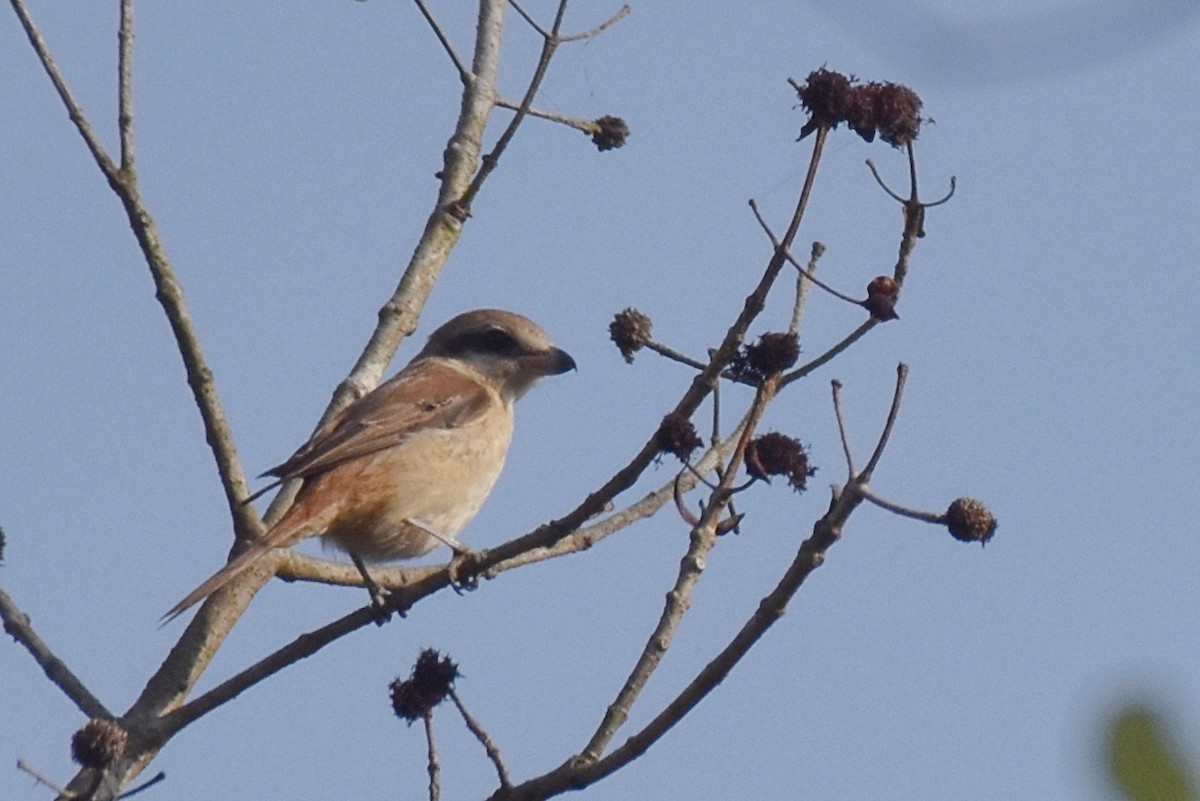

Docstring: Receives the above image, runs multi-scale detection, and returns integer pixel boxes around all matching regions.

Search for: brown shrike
[164,309,574,622]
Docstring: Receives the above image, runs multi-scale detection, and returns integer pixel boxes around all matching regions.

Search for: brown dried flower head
[745,432,817,492]
[609,308,652,363]
[731,332,800,382]
[71,718,128,768]
[944,497,998,545]
[795,67,855,139]
[843,84,879,142]
[389,648,460,723]
[592,115,630,152]
[794,69,923,146]
[655,412,703,462]
[873,82,923,147]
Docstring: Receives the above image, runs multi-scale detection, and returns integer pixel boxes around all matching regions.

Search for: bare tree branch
[0,587,109,718]
[414,0,470,83]
[117,0,134,172]
[9,0,119,181]
[452,690,512,789]
[861,363,909,480]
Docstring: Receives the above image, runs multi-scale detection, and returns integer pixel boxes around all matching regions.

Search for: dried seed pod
[944,497,998,545]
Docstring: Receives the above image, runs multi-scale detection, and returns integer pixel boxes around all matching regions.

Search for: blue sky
[3,2,1199,799]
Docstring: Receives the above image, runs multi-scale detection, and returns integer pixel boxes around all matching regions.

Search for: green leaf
[1108,705,1195,801]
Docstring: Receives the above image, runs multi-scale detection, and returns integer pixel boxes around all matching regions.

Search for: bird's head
[417,309,576,402]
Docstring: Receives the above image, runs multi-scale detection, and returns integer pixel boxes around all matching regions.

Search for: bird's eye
[468,327,519,355]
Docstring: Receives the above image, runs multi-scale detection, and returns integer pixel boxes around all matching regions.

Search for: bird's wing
[264,358,496,481]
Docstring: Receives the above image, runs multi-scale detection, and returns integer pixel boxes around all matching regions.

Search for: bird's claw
[368,585,394,625]
[448,548,483,594]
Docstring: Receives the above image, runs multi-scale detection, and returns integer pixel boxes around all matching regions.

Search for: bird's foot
[448,547,484,594]
[351,553,395,625]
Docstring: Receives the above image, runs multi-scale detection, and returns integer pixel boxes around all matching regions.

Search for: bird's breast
[321,413,513,561]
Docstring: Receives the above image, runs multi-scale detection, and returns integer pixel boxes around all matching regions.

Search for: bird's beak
[519,347,575,378]
[539,347,576,376]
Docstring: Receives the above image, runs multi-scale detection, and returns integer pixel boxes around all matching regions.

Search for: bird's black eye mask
[455,326,523,357]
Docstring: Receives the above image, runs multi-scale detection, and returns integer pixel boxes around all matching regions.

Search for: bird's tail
[160,539,275,625]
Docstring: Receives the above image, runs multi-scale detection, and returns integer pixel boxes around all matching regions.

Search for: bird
[163,309,575,623]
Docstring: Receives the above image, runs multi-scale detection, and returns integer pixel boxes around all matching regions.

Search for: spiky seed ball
[591,115,630,151]
[71,719,128,768]
[944,498,997,545]
[795,67,855,139]
[655,413,703,462]
[748,332,800,374]
[609,308,652,363]
[844,83,879,142]
[731,332,801,382]
[745,432,817,492]
[390,649,460,723]
[873,82,923,147]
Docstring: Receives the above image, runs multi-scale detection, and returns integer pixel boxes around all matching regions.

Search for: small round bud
[745,432,817,492]
[866,275,897,297]
[655,413,703,462]
[863,276,900,321]
[71,719,128,768]
[591,115,629,152]
[609,308,652,363]
[944,497,997,545]
[389,649,459,723]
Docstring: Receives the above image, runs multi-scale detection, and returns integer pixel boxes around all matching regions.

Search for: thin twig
[12,0,257,535]
[456,1,569,214]
[489,367,902,800]
[117,0,135,173]
[423,712,441,801]
[9,0,119,180]
[0,587,110,719]
[779,248,860,304]
[155,601,387,738]
[488,420,747,575]
[451,690,511,788]
[558,3,630,42]
[858,486,945,524]
[788,241,824,335]
[475,121,823,575]
[926,175,957,207]
[865,159,906,203]
[507,0,550,37]
[860,363,909,481]
[414,0,470,83]
[576,477,846,786]
[578,375,779,763]
[906,142,919,201]
[17,759,67,795]
[644,340,708,371]
[494,99,599,134]
[780,320,876,387]
[750,200,858,305]
[780,126,827,246]
[830,379,856,477]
